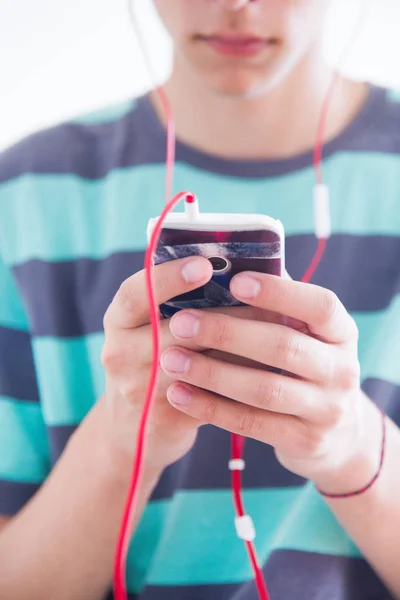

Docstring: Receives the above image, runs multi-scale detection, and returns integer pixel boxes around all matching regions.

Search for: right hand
[101,256,214,474]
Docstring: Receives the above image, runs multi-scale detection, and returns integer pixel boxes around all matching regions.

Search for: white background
[0,0,400,151]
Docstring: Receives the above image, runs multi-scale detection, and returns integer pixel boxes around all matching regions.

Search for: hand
[101,256,214,473]
[101,256,282,475]
[160,272,383,493]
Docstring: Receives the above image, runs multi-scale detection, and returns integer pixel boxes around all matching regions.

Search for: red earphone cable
[231,433,270,600]
[113,61,336,600]
[114,3,367,597]
[113,73,340,600]
[307,5,369,282]
[127,0,175,204]
[114,8,177,596]
[113,192,194,600]
[226,66,343,600]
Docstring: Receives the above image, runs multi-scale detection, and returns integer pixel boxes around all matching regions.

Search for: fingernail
[170,312,200,339]
[167,384,191,406]
[161,349,190,374]
[231,274,261,299]
[181,257,209,283]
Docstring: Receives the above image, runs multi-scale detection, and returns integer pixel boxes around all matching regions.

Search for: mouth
[194,34,279,58]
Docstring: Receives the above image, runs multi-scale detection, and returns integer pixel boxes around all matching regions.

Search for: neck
[151,48,367,161]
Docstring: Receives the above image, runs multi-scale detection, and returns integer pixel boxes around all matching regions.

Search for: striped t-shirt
[1,84,399,600]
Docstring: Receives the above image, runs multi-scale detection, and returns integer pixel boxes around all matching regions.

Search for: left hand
[160,272,383,493]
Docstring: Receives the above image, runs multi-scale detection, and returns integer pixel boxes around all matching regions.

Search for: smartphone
[146,212,285,318]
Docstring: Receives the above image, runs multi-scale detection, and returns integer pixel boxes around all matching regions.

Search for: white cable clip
[313,183,331,239]
[184,195,200,222]
[235,515,256,541]
[228,458,246,471]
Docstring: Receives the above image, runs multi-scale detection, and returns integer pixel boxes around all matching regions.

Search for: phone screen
[154,228,284,317]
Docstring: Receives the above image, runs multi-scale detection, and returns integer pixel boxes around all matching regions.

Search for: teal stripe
[127,485,359,590]
[0,254,28,330]
[127,498,170,592]
[32,333,104,426]
[0,396,50,482]
[29,294,400,427]
[388,88,400,103]
[69,99,137,125]
[0,168,162,265]
[1,152,400,265]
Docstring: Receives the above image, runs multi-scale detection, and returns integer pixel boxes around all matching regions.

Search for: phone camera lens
[208,256,231,273]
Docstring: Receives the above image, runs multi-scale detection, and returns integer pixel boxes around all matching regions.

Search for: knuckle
[202,397,217,423]
[272,421,287,438]
[202,359,220,390]
[316,289,340,326]
[101,342,123,374]
[276,280,293,307]
[103,305,112,330]
[327,398,348,426]
[237,408,263,436]
[337,360,361,390]
[101,330,143,373]
[119,379,142,403]
[298,426,326,457]
[347,315,360,341]
[210,317,232,348]
[254,377,282,410]
[276,332,302,365]
[116,278,140,321]
[323,353,336,387]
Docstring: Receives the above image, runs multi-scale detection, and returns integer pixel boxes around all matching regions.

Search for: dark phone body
[154,227,284,318]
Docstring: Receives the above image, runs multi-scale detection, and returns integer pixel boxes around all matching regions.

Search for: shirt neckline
[135,83,386,179]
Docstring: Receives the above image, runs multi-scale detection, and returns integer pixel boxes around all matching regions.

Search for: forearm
[321,401,400,599]
[0,397,162,600]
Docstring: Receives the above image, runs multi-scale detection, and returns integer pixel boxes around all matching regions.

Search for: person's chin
[206,69,279,100]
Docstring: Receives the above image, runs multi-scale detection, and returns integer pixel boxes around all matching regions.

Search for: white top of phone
[147,213,284,239]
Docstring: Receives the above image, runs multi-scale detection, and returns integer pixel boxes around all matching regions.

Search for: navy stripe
[13,252,145,337]
[0,104,140,184]
[287,234,400,312]
[106,594,137,600]
[153,425,306,500]
[363,378,400,422]
[110,551,391,600]
[47,424,77,464]
[0,86,399,183]
[46,422,305,498]
[0,326,39,401]
[44,379,400,502]
[151,377,400,500]
[0,479,40,515]
[12,234,400,338]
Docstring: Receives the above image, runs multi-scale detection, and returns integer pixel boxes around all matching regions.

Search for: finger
[131,320,207,365]
[106,365,201,439]
[166,382,306,451]
[104,257,212,330]
[161,347,339,423]
[133,304,306,367]
[103,303,291,377]
[121,307,276,367]
[230,273,358,343]
[169,310,334,383]
[209,305,307,331]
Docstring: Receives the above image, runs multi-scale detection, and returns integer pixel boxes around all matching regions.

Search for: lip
[197,35,271,58]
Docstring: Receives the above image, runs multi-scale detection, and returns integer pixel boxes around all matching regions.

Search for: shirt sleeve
[0,249,51,516]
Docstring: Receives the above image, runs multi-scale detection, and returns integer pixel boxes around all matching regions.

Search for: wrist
[314,395,383,497]
[69,397,164,491]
